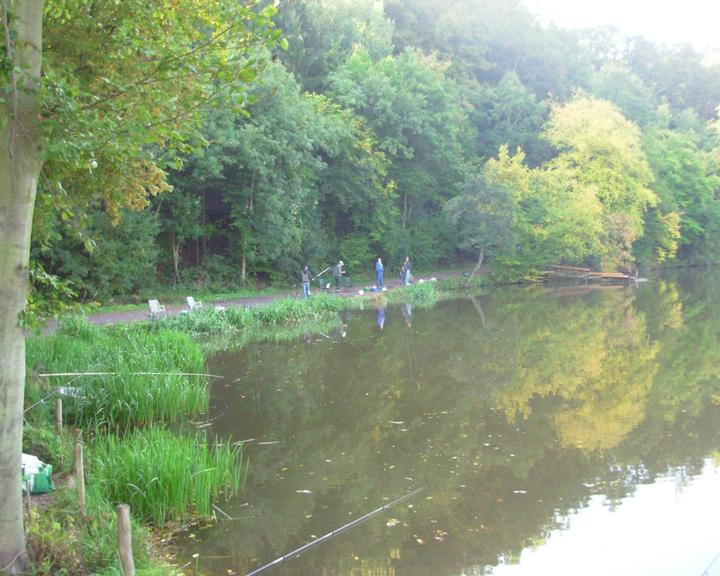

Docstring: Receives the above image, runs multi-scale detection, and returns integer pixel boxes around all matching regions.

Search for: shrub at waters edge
[89,427,244,526]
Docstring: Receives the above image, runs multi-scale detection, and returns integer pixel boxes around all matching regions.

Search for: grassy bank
[23,317,241,575]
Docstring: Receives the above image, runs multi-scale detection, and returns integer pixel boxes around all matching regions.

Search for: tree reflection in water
[181,271,720,575]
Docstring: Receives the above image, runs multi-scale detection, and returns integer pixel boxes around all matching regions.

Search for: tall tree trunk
[200,189,207,262]
[0,2,44,573]
[402,191,408,229]
[470,247,484,279]
[171,233,180,285]
[241,249,246,285]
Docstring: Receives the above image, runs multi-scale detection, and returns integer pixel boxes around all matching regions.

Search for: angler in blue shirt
[375,257,384,290]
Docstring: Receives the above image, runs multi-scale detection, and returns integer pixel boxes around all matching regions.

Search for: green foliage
[88,427,244,525]
[469,71,550,165]
[22,420,74,476]
[39,208,160,300]
[638,121,720,265]
[26,319,208,431]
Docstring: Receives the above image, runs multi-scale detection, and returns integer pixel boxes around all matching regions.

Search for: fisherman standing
[332,260,344,292]
[401,256,412,285]
[300,265,311,299]
[375,257,384,290]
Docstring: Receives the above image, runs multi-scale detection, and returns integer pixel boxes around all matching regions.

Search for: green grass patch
[160,292,359,337]
[27,318,208,431]
[386,281,439,308]
[88,427,244,526]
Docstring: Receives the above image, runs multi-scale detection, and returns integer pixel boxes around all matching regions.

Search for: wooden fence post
[55,397,63,433]
[25,479,32,528]
[116,504,136,576]
[74,439,85,515]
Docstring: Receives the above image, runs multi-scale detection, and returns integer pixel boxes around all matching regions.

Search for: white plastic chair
[148,299,166,320]
[187,296,203,311]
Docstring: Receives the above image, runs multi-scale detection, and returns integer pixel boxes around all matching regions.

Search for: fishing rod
[313,266,331,279]
[246,487,425,576]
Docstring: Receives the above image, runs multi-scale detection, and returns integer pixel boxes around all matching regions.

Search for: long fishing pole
[313,266,331,279]
[246,487,424,576]
[39,371,223,378]
[25,372,223,414]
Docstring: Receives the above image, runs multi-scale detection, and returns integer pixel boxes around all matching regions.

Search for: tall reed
[89,427,244,526]
[26,318,208,431]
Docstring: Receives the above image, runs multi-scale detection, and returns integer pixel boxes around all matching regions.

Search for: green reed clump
[160,293,356,336]
[27,318,208,431]
[89,427,244,526]
[387,281,439,308]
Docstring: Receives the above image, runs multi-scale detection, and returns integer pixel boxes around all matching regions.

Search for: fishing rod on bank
[246,487,425,576]
[313,266,331,280]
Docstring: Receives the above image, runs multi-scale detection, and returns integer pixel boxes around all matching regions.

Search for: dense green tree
[590,65,658,127]
[543,96,657,271]
[176,61,392,281]
[329,47,470,265]
[638,120,720,265]
[157,187,203,284]
[274,0,394,92]
[626,39,720,121]
[39,209,161,300]
[468,71,550,165]
[444,147,529,277]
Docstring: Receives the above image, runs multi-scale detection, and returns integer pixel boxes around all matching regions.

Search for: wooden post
[25,480,32,528]
[55,397,63,433]
[116,504,136,576]
[74,440,85,515]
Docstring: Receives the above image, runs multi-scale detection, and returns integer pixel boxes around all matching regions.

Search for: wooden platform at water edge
[543,265,646,283]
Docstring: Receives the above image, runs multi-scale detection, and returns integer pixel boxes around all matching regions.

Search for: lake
[177,272,720,576]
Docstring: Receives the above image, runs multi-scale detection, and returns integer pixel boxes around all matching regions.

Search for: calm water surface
[178,273,720,575]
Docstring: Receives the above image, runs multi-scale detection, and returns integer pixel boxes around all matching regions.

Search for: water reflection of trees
[190,275,720,576]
